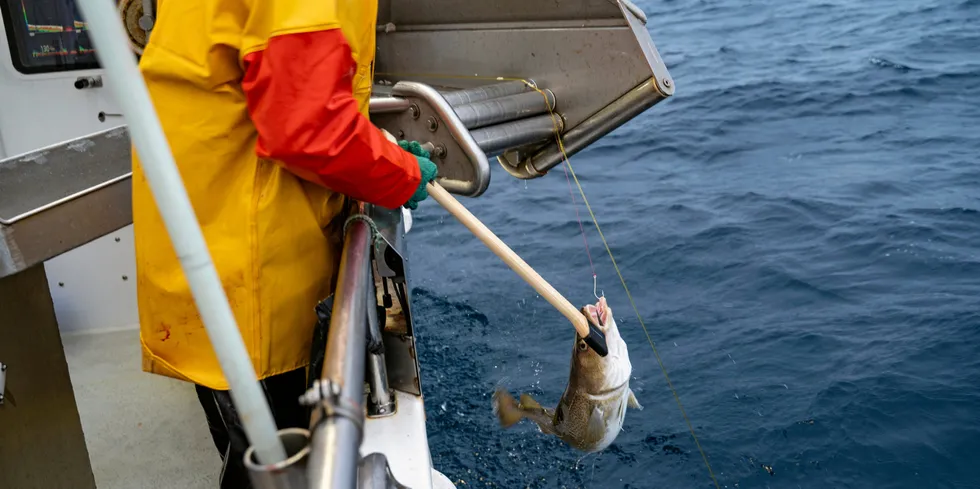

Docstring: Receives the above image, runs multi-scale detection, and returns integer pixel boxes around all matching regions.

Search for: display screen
[0,0,104,74]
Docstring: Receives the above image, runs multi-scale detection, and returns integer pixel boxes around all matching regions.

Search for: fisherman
[130,2,437,487]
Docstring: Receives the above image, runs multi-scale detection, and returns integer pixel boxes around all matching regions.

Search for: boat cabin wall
[0,6,137,334]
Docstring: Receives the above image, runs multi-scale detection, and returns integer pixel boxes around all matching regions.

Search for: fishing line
[559,147,599,285]
[534,84,723,489]
[377,71,721,489]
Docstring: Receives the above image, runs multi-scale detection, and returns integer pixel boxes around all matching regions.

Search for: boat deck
[63,327,219,489]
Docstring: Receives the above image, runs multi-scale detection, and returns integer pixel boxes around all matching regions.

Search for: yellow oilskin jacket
[134,0,422,390]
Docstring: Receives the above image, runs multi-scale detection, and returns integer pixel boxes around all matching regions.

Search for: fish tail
[492,388,525,428]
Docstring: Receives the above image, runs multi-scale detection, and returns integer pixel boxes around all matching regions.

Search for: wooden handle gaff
[425,181,591,338]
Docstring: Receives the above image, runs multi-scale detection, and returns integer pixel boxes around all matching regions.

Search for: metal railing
[305,205,375,489]
[243,204,406,488]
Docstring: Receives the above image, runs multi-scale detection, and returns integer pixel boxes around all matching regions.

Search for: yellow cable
[379,71,721,488]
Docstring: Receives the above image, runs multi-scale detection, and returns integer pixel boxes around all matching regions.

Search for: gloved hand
[398,140,438,210]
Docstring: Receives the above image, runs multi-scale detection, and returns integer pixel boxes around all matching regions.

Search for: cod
[492,296,642,452]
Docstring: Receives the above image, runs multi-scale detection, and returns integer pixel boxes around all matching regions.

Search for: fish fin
[528,410,558,435]
[519,393,543,410]
[555,402,568,431]
[628,389,643,410]
[587,405,605,439]
[492,388,524,428]
[518,394,558,434]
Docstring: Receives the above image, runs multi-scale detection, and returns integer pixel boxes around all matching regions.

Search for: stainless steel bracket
[358,453,410,489]
[370,81,491,197]
[299,379,364,432]
[374,0,674,181]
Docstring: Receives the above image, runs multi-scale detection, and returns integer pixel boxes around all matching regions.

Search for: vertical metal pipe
[366,356,395,417]
[364,268,395,417]
[307,208,372,489]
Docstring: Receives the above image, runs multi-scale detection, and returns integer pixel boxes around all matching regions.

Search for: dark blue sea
[406,0,980,487]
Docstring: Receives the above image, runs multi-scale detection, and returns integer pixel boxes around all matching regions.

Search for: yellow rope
[380,71,721,488]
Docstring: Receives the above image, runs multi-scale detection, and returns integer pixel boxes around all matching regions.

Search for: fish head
[572,296,632,393]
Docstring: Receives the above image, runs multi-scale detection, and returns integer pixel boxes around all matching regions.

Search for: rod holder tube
[442,80,535,107]
[366,353,395,417]
[307,210,373,489]
[453,89,557,130]
[364,272,383,353]
[245,428,311,489]
[365,275,395,417]
[472,114,565,157]
[76,0,287,464]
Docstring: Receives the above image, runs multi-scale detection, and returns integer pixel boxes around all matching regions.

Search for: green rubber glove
[399,140,438,210]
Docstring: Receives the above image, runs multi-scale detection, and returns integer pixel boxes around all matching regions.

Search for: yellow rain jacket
[134,0,421,390]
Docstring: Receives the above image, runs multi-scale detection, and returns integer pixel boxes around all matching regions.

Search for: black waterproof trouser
[194,368,309,489]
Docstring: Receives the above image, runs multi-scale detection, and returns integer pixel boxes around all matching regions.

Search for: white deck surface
[63,327,454,489]
[63,328,220,489]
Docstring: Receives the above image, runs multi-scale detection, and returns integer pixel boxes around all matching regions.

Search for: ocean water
[405,0,980,487]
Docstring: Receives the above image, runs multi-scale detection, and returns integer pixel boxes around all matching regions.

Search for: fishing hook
[593,274,605,325]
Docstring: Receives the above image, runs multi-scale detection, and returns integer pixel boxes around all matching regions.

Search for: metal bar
[77,0,287,464]
[441,80,533,107]
[140,0,154,34]
[453,89,556,130]
[0,125,131,225]
[307,207,373,489]
[471,114,564,157]
[365,355,395,417]
[365,296,395,418]
[0,173,131,226]
[364,266,394,417]
[376,18,626,33]
[365,279,384,354]
[369,97,412,114]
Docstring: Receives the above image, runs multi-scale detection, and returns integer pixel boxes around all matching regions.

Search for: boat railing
[304,203,375,488]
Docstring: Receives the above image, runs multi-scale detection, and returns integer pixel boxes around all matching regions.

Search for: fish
[492,296,642,452]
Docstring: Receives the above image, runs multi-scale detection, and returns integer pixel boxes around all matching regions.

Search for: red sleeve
[241,29,421,210]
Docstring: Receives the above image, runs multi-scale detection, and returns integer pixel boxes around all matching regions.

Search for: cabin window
[0,0,104,74]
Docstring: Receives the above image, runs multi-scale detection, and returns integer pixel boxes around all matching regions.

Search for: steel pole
[307,210,373,489]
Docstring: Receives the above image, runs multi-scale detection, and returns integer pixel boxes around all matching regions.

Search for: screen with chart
[1,0,105,74]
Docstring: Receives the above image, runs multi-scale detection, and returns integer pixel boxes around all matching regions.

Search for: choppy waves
[408,0,980,487]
